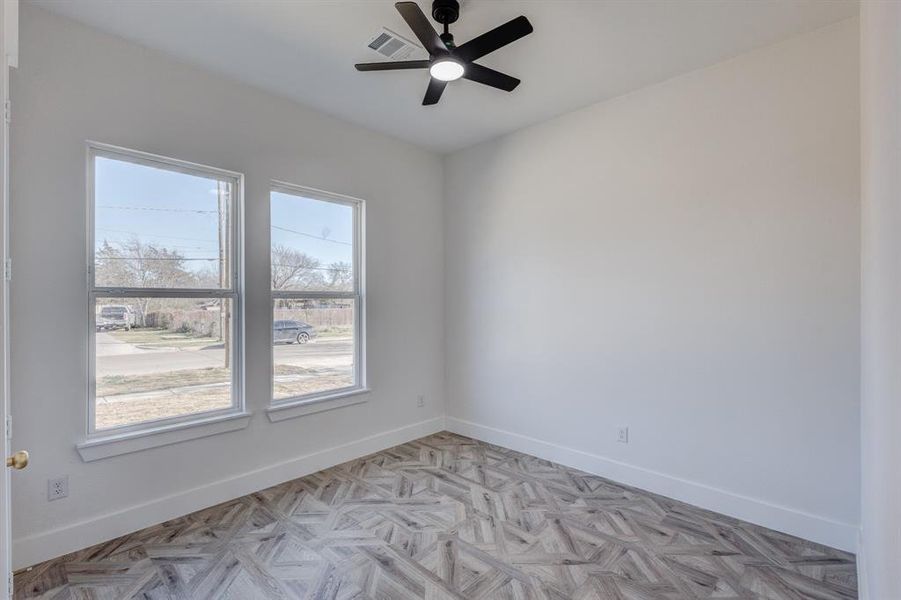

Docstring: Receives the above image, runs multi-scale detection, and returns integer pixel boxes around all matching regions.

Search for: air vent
[367,27,421,60]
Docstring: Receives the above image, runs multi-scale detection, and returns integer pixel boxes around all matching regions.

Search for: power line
[98,205,217,214]
[99,256,219,262]
[96,228,219,245]
[97,223,351,247]
[98,257,350,271]
[98,239,215,252]
[272,263,350,271]
[272,225,352,246]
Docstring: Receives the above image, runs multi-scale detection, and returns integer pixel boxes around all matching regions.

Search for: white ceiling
[31,0,857,153]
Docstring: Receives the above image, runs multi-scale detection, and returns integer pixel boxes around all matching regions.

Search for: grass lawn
[272,372,354,400]
[95,364,353,430]
[110,327,219,349]
[97,364,316,397]
[316,326,353,339]
[95,386,233,430]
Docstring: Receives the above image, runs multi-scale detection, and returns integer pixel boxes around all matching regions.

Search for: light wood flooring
[14,432,857,599]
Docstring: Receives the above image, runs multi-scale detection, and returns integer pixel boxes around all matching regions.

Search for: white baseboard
[445,417,858,553]
[13,417,445,570]
[14,415,857,569]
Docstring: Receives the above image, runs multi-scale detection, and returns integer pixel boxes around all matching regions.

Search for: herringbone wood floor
[15,432,857,599]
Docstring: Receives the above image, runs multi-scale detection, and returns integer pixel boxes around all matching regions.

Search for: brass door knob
[6,450,28,470]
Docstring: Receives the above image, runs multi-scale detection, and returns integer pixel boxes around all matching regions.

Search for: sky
[270,191,353,267]
[94,156,354,280]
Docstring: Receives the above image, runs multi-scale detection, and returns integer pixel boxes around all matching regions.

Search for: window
[271,183,364,404]
[89,144,242,434]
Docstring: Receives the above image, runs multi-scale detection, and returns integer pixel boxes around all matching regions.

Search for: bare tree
[326,261,353,291]
[271,244,325,290]
[95,238,194,326]
[193,264,222,289]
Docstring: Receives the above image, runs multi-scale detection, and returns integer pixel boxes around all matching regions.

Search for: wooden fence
[143,306,353,337]
[273,307,353,327]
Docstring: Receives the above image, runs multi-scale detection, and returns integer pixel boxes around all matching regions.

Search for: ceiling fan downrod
[432,0,459,47]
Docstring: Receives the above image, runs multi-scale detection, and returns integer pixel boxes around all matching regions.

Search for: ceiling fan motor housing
[432,0,460,25]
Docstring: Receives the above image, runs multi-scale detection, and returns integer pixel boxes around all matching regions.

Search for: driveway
[95,332,151,357]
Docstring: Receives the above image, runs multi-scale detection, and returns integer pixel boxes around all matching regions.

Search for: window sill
[267,388,370,423]
[76,411,253,462]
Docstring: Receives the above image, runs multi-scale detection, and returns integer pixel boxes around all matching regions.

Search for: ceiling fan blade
[423,78,447,105]
[455,15,533,62]
[395,2,446,55]
[462,63,520,92]
[355,60,430,71]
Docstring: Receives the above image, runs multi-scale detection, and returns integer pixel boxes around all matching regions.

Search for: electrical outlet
[48,476,68,501]
[417,395,425,407]
[617,427,629,444]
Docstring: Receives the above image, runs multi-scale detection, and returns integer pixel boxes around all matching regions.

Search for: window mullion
[93,287,237,299]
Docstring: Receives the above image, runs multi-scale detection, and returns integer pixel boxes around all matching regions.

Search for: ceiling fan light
[429,59,465,81]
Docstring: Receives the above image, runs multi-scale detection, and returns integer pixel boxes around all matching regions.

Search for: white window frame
[85,142,245,440]
[269,182,366,415]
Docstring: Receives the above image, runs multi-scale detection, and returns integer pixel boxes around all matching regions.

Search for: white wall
[9,6,445,568]
[9,3,865,572]
[859,1,901,597]
[444,19,860,551]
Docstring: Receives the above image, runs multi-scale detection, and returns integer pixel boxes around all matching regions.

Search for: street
[96,332,354,377]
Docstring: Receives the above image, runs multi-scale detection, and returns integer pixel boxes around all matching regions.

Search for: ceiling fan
[355,0,533,105]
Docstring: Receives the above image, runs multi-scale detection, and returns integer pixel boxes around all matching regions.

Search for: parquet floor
[14,432,857,599]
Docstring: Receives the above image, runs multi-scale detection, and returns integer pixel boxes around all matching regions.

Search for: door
[0,1,19,596]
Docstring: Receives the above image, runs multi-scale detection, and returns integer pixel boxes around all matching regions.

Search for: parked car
[273,320,316,344]
[96,305,134,331]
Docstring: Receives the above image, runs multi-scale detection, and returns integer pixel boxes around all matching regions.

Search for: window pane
[271,191,354,292]
[273,298,355,400]
[94,155,232,289]
[94,297,234,430]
